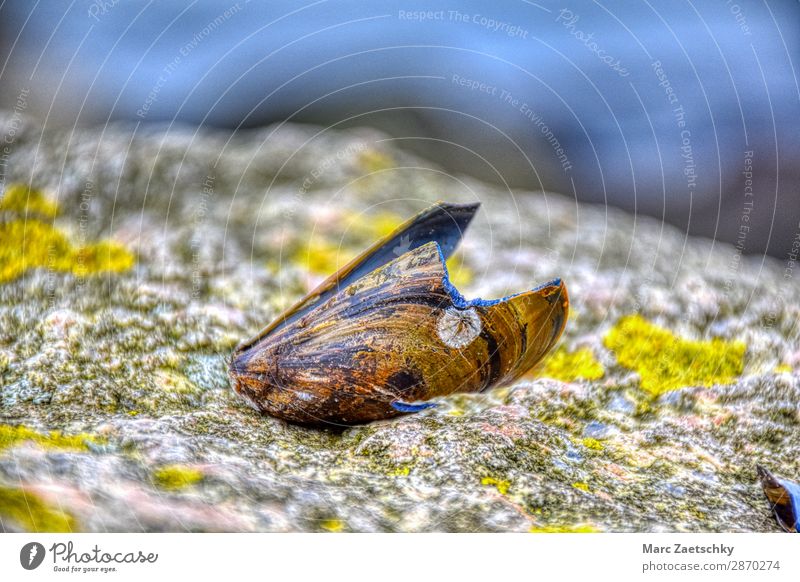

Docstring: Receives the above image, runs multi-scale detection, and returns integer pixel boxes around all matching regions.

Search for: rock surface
[0,112,798,532]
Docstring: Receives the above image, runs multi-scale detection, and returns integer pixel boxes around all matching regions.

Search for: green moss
[320,518,344,532]
[529,524,598,533]
[0,184,60,218]
[0,219,134,283]
[481,476,510,495]
[539,347,604,382]
[0,424,103,452]
[152,465,204,490]
[0,486,77,532]
[603,315,745,395]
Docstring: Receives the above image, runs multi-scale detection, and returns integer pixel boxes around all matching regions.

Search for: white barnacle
[437,306,481,349]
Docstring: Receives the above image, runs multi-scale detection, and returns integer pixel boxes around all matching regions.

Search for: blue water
[0,1,797,255]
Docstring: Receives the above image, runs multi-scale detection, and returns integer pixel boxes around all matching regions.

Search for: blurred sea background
[0,0,798,257]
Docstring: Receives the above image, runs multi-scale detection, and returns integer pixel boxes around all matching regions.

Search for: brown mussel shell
[757,465,800,532]
[229,202,568,426]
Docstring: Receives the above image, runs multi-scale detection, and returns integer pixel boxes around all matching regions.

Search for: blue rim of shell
[435,241,562,309]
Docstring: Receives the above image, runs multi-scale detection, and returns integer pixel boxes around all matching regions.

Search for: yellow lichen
[0,219,134,283]
[155,370,199,395]
[774,364,793,374]
[391,465,411,477]
[0,486,77,532]
[71,240,134,277]
[340,209,404,246]
[580,438,604,451]
[445,252,474,289]
[529,524,598,533]
[481,477,510,495]
[293,239,353,276]
[357,149,394,173]
[320,518,344,532]
[152,465,204,490]
[294,210,476,290]
[603,315,745,396]
[0,184,60,218]
[0,424,102,452]
[360,211,403,239]
[539,347,604,382]
[0,184,134,283]
[571,481,590,492]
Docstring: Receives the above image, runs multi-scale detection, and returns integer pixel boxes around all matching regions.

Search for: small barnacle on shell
[437,306,482,349]
[229,201,568,426]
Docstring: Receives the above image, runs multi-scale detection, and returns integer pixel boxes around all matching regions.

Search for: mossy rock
[0,116,797,532]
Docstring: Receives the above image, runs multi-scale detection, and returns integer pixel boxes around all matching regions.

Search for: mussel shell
[757,465,800,532]
[230,202,568,426]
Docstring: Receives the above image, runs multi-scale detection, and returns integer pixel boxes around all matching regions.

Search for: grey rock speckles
[0,113,798,532]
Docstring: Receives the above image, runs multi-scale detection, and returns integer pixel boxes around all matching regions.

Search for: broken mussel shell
[229,202,568,426]
[757,465,800,532]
